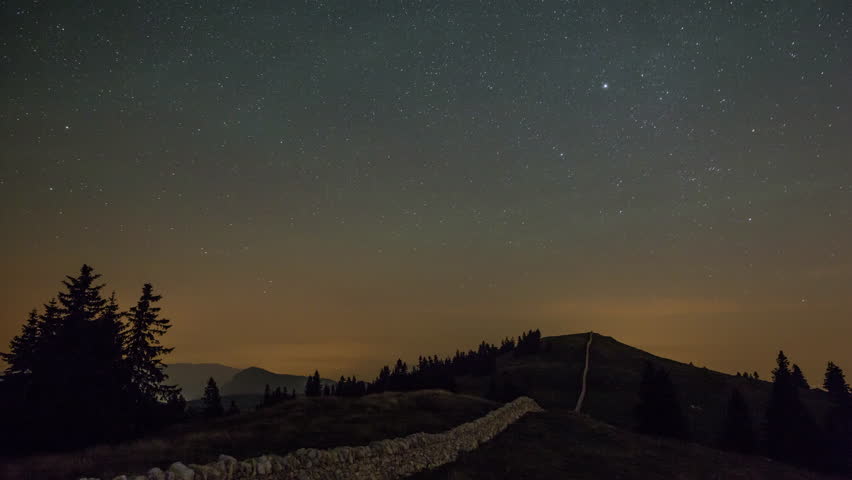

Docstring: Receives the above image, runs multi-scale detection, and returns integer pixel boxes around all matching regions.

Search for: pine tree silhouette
[305,370,322,397]
[822,361,852,474]
[823,362,850,403]
[0,266,187,452]
[202,377,224,417]
[720,388,754,453]
[765,351,820,468]
[42,266,132,447]
[790,364,809,390]
[313,370,322,396]
[124,284,179,413]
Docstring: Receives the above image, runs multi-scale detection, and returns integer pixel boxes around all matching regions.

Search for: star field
[1,1,851,379]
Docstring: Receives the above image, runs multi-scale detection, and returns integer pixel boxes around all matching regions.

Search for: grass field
[1,390,497,480]
[410,409,842,480]
[3,333,840,479]
[497,333,836,446]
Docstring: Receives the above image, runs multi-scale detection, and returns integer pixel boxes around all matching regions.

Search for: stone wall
[82,396,543,480]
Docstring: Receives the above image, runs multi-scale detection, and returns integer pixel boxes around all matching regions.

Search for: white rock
[147,468,166,480]
[168,462,194,480]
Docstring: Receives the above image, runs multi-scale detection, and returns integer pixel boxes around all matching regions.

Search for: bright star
[602,82,609,90]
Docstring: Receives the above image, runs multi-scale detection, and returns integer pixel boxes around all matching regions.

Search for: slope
[2,390,497,480]
[488,333,836,447]
[410,409,839,480]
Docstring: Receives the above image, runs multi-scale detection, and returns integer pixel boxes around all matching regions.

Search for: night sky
[2,1,850,382]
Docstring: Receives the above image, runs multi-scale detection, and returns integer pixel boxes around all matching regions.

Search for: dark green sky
[2,1,850,382]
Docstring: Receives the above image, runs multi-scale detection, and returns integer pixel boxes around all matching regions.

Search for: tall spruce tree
[822,362,852,474]
[304,370,322,397]
[720,388,754,453]
[0,310,41,376]
[1,266,183,453]
[765,351,820,468]
[823,361,850,403]
[202,377,224,417]
[305,373,315,396]
[791,364,810,390]
[124,283,178,405]
[48,266,131,447]
[313,370,322,396]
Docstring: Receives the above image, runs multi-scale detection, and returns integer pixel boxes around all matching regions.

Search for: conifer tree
[765,351,819,468]
[52,266,131,446]
[0,266,184,452]
[313,370,322,396]
[305,373,315,396]
[93,292,135,437]
[720,388,754,453]
[263,384,271,406]
[202,377,224,417]
[791,364,809,390]
[0,310,41,376]
[124,283,178,404]
[323,384,330,396]
[305,370,322,397]
[823,361,850,403]
[822,361,852,474]
[227,400,240,416]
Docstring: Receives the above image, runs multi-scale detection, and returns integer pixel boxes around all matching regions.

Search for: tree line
[0,265,184,454]
[634,352,852,475]
[365,329,542,395]
[275,329,543,403]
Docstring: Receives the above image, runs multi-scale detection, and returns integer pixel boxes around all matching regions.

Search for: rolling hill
[469,333,836,449]
[2,390,498,480]
[6,332,844,479]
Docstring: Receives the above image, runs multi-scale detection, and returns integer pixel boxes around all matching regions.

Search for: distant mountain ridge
[164,363,241,400]
[222,366,336,397]
[165,363,335,400]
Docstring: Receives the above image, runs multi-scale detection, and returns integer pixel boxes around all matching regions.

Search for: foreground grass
[1,390,497,480]
[410,408,841,480]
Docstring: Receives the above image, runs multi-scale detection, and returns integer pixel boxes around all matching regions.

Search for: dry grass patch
[1,390,497,480]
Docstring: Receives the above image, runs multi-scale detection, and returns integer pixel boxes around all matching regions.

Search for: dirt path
[574,331,593,412]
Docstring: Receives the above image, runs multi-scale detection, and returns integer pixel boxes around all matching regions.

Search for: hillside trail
[574,331,593,412]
